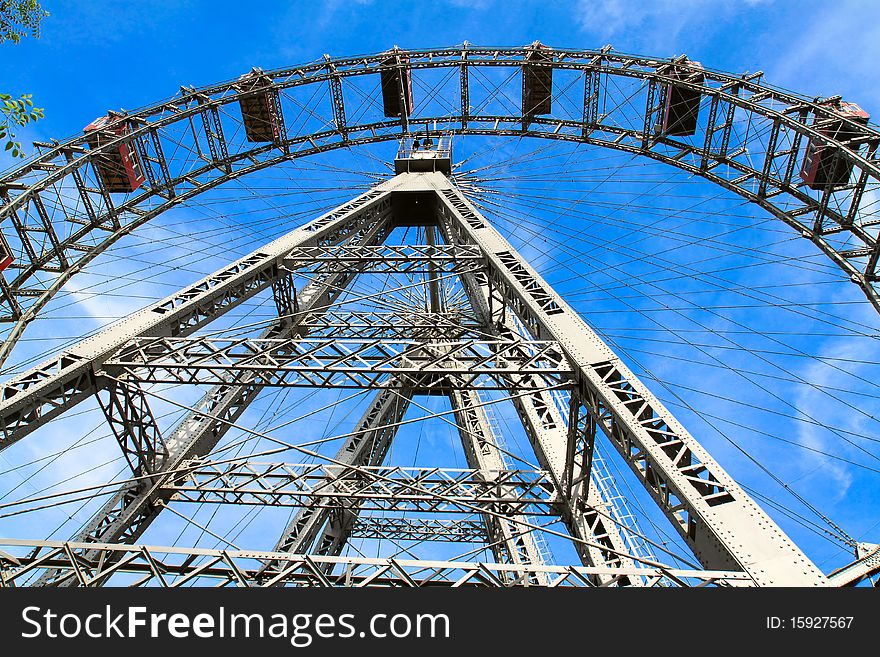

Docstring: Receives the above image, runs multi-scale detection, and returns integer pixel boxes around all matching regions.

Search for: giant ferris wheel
[0,42,878,587]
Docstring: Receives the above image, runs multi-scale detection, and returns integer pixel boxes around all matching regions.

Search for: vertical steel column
[447,384,549,585]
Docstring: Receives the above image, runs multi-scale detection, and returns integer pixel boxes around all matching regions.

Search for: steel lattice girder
[1,44,880,365]
[283,243,485,275]
[431,173,828,585]
[452,241,644,585]
[0,189,393,449]
[103,336,571,389]
[349,517,487,542]
[0,171,840,587]
[162,463,558,516]
[0,538,752,588]
[296,310,485,340]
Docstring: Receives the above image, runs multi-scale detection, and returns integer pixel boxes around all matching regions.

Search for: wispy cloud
[789,290,880,501]
[575,0,771,44]
[761,2,880,115]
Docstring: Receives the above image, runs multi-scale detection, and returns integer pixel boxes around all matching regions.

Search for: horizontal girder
[103,336,571,390]
[162,462,558,516]
[296,310,484,340]
[284,243,485,275]
[0,538,751,587]
[349,517,488,542]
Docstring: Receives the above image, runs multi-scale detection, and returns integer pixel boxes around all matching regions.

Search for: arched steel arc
[2,44,879,365]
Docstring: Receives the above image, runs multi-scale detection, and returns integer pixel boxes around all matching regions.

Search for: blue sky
[1,1,879,583]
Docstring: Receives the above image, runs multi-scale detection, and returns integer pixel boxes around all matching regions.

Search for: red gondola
[83,116,145,193]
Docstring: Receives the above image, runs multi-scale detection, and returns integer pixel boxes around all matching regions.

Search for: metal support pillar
[447,384,549,585]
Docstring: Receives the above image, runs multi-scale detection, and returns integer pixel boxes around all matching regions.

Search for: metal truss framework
[348,518,487,543]
[265,376,415,566]
[453,249,642,585]
[30,191,396,586]
[0,539,751,588]
[104,336,570,389]
[3,170,876,588]
[167,463,556,515]
[1,44,880,367]
[433,175,828,585]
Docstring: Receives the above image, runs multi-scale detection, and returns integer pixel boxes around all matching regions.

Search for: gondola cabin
[83,116,145,193]
[237,71,283,142]
[660,62,705,136]
[801,101,870,190]
[522,46,553,116]
[380,56,413,118]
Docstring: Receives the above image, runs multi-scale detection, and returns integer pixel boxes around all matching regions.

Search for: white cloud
[790,298,880,500]
[62,277,146,331]
[576,0,767,42]
[765,4,880,115]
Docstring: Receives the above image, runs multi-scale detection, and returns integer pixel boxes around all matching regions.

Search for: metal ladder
[481,394,555,566]
[547,389,659,567]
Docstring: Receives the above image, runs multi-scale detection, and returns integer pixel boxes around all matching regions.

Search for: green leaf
[4,141,13,151]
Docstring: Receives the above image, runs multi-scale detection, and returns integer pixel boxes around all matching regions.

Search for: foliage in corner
[0,0,48,44]
[1,0,49,159]
[1,93,44,158]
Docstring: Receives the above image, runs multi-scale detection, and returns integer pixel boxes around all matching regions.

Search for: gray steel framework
[165,463,556,515]
[434,174,826,584]
[30,191,396,586]
[0,538,752,587]
[2,169,875,587]
[1,43,878,585]
[1,44,880,367]
[266,377,414,564]
[348,518,487,542]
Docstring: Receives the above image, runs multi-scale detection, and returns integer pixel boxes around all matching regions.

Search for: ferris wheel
[0,42,878,587]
